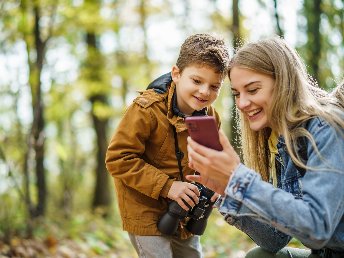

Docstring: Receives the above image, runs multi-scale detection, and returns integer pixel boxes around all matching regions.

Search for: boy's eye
[211,85,220,91]
[193,79,201,84]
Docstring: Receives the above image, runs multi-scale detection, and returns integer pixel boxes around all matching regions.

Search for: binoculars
[157,182,215,236]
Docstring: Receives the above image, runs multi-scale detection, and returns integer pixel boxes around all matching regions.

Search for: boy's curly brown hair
[176,33,230,78]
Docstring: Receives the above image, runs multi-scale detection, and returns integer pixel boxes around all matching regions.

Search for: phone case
[185,116,222,151]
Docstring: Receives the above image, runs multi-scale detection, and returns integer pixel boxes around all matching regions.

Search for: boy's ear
[171,65,180,82]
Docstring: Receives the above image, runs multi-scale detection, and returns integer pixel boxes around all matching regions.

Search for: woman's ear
[171,65,180,83]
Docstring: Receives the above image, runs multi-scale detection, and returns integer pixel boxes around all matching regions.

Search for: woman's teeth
[248,109,261,117]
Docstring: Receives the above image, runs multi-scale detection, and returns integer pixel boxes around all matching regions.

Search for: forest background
[0,0,343,257]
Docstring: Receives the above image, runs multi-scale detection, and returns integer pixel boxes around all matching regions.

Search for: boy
[105,33,229,258]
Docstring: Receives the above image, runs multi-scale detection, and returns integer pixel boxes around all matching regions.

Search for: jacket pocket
[122,184,168,220]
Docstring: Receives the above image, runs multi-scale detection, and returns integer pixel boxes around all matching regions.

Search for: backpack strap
[172,126,185,181]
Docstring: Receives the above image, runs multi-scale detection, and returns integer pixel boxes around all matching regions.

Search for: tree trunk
[273,0,284,36]
[139,0,151,80]
[85,31,112,214]
[232,0,240,49]
[304,0,322,84]
[230,0,242,156]
[24,3,48,219]
[90,95,112,211]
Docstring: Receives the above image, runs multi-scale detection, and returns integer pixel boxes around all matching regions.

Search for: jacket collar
[166,82,208,132]
[171,92,207,118]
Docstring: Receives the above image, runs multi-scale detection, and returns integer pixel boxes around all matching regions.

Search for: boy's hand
[167,181,200,211]
[210,192,221,203]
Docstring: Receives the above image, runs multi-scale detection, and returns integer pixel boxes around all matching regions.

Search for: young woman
[186,37,344,258]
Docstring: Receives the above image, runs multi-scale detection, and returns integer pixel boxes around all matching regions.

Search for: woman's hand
[167,181,200,211]
[186,129,240,195]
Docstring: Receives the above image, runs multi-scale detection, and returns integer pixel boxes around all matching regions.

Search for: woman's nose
[236,96,250,110]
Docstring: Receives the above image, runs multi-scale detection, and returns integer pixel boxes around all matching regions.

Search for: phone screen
[185,116,222,151]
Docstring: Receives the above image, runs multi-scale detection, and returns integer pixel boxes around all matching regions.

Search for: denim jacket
[218,116,344,252]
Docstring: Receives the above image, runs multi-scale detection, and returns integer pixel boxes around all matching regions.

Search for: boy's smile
[172,64,223,116]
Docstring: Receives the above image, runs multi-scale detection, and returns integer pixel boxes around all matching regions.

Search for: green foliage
[0,193,27,241]
[92,101,114,120]
[202,211,255,257]
[0,188,307,257]
[0,0,343,256]
[298,0,344,90]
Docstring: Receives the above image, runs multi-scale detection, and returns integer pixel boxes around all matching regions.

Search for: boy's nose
[199,85,210,96]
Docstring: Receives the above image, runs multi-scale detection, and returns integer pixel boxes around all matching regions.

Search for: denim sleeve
[217,165,291,252]
[218,119,344,250]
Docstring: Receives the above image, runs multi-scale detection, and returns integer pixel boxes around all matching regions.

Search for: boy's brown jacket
[105,82,220,239]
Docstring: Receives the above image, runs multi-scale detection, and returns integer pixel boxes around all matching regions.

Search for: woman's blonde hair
[229,36,344,181]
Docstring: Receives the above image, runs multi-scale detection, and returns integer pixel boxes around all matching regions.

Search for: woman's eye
[248,89,258,94]
[232,92,239,98]
[193,79,201,84]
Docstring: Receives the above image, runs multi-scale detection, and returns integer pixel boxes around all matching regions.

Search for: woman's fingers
[187,144,208,171]
[186,175,224,195]
[187,136,215,158]
[186,131,240,195]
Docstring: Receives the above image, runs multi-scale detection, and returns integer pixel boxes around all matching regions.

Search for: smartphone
[185,116,223,151]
